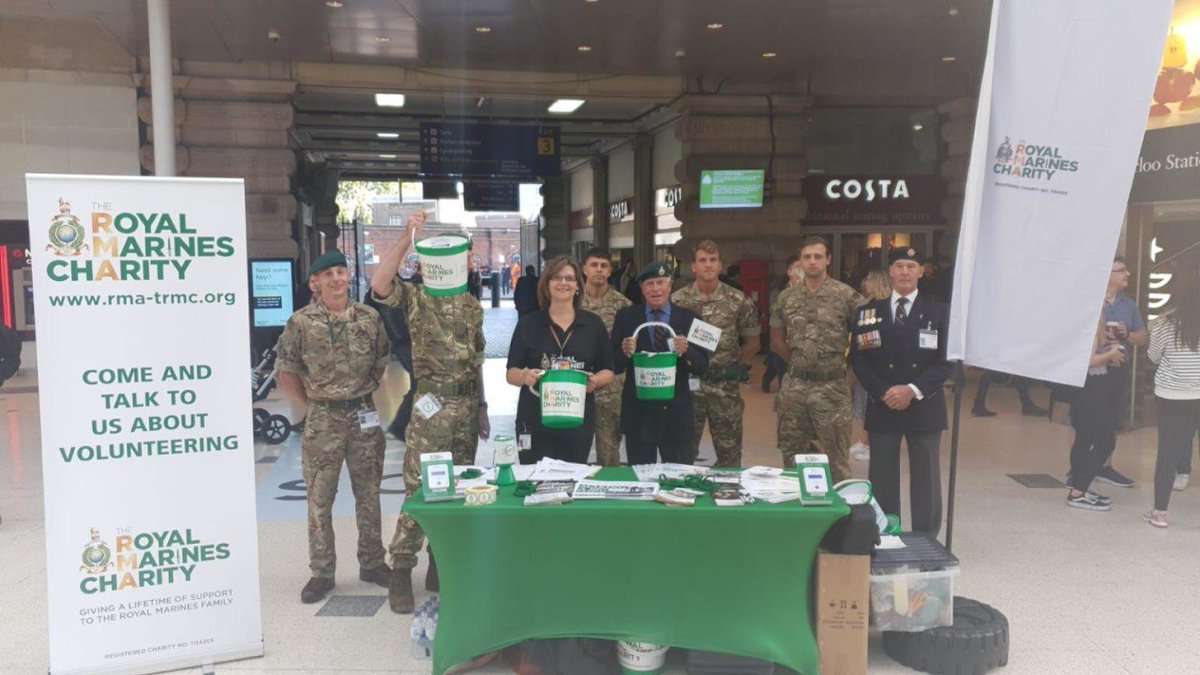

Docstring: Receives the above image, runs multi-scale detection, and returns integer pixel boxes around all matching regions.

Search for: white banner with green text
[26,174,263,674]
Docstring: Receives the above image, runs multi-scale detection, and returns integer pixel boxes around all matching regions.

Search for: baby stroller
[251,345,292,444]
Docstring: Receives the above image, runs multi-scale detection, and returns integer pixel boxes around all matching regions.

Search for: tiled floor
[1,350,1197,674]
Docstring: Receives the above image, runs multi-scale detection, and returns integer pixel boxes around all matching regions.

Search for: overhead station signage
[463,182,520,212]
[420,122,561,180]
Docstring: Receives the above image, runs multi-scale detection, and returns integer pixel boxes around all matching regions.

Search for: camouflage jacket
[671,281,760,369]
[580,286,632,334]
[770,277,862,372]
[275,301,390,400]
[375,279,484,385]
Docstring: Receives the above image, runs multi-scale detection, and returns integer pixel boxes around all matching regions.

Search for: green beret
[308,250,347,277]
[637,261,672,283]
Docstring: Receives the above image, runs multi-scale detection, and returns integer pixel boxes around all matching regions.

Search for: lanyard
[550,322,575,356]
[328,319,347,345]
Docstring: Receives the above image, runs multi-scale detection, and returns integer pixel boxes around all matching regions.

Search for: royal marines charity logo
[46,197,88,257]
[80,528,114,575]
[992,136,1079,182]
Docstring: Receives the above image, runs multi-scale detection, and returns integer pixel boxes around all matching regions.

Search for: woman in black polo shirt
[506,255,614,463]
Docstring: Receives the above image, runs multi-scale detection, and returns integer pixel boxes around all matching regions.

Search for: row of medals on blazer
[858,307,884,327]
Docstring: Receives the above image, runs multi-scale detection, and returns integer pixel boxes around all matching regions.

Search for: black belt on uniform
[309,394,374,410]
[416,379,479,398]
[792,367,846,382]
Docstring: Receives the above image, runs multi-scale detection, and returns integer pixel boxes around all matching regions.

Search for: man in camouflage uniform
[671,240,761,468]
[370,211,490,614]
[770,236,862,482]
[580,247,631,466]
[276,250,393,605]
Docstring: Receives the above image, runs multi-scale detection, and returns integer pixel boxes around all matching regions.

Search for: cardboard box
[817,552,869,675]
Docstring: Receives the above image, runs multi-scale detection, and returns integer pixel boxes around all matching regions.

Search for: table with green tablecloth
[404,467,849,675]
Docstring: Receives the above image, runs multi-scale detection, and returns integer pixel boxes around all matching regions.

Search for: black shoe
[301,577,334,604]
[359,563,392,587]
[972,407,997,417]
[1021,403,1048,417]
[425,549,439,592]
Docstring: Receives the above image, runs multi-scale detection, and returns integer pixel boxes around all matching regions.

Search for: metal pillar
[147,0,176,176]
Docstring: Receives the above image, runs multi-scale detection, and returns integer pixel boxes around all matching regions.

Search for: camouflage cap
[308,250,348,277]
[636,261,672,283]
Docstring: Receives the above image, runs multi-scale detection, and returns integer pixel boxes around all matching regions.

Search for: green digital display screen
[699,170,765,209]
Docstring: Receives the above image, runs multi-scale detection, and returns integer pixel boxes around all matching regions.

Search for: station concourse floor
[1,317,1198,674]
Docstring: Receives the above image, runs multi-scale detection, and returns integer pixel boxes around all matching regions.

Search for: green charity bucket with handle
[617,641,668,674]
[631,321,678,401]
[414,234,469,297]
[529,368,588,429]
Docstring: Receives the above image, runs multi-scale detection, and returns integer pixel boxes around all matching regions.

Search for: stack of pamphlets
[572,480,660,501]
[631,463,710,482]
[483,458,599,483]
[712,489,754,506]
[739,473,802,504]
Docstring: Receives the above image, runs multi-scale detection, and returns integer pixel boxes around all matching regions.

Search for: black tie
[651,310,668,352]
[895,297,908,326]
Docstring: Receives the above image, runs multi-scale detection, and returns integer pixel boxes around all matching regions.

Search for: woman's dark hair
[536,255,583,310]
[1169,274,1200,352]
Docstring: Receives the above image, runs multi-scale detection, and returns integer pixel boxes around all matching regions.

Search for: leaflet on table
[481,458,598,483]
[712,489,755,506]
[631,462,710,482]
[740,474,801,503]
[571,480,660,501]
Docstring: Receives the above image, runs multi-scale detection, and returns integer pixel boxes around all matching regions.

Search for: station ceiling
[3,0,991,177]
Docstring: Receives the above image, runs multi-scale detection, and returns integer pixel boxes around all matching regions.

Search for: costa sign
[802,175,945,225]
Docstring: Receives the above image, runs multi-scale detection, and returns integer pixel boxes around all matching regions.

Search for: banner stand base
[51,641,263,675]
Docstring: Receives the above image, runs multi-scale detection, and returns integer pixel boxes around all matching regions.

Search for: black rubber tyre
[252,408,271,435]
[882,596,1009,675]
[263,414,291,444]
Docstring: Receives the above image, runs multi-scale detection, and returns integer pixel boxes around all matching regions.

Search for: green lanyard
[328,319,347,346]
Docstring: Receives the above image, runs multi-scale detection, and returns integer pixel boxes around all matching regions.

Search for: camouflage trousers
[303,400,386,579]
[694,381,745,468]
[389,395,479,570]
[594,374,625,467]
[776,376,852,483]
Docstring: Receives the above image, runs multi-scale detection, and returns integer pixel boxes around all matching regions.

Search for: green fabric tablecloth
[404,467,849,675]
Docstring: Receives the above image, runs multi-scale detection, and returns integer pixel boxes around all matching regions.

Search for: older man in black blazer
[849,248,953,536]
[612,262,709,464]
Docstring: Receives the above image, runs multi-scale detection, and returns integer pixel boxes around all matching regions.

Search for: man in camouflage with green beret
[770,236,862,482]
[370,211,490,614]
[580,247,631,466]
[276,250,393,605]
[671,240,761,468]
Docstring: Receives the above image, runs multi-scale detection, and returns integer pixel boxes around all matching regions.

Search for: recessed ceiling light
[675,49,686,58]
[374,93,406,107]
[762,51,777,58]
[942,56,957,62]
[912,123,925,131]
[948,7,959,16]
[707,22,724,30]
[585,0,599,3]
[324,0,343,7]
[548,98,585,114]
[379,154,397,159]
[374,36,391,43]
[377,132,399,139]
[475,25,492,33]
[577,44,592,52]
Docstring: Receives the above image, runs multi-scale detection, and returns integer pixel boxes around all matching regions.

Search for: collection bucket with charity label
[414,234,469,297]
[617,641,668,674]
[527,369,588,429]
[835,479,902,535]
[630,321,678,401]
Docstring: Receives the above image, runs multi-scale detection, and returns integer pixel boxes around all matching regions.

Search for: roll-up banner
[25,174,263,674]
[948,0,1174,386]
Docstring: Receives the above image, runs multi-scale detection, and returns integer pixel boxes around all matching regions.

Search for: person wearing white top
[1145,275,1200,529]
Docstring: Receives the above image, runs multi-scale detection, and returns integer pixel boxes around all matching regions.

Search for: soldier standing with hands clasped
[370,211,490,614]
[275,251,393,605]
[771,237,862,481]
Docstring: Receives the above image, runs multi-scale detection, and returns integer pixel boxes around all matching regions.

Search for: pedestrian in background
[1145,275,1200,528]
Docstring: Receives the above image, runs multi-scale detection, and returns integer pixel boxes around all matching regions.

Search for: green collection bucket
[530,369,588,429]
[414,234,469,297]
[630,321,678,401]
